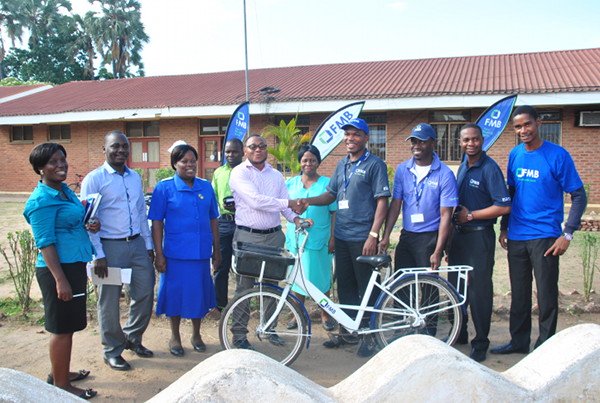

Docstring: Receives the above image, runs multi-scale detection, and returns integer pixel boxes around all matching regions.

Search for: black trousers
[394,230,438,268]
[507,238,559,349]
[214,220,236,310]
[394,230,439,336]
[335,238,378,326]
[448,226,495,351]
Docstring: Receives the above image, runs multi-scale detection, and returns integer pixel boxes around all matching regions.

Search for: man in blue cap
[380,123,457,271]
[299,117,390,357]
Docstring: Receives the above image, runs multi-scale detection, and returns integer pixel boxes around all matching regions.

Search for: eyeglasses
[246,143,267,151]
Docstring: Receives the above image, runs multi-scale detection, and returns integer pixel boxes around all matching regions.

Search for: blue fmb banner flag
[310,101,365,159]
[477,94,518,151]
[222,102,250,165]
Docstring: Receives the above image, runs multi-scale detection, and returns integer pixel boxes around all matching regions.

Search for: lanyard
[343,151,369,191]
[413,170,431,207]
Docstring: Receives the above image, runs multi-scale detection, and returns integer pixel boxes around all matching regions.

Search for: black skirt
[36,262,87,334]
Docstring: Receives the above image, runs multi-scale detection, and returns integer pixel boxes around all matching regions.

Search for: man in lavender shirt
[228,134,300,349]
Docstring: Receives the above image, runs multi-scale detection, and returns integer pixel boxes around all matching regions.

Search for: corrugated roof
[0,48,599,117]
[0,84,46,100]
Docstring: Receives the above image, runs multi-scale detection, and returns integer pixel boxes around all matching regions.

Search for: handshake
[288,198,309,215]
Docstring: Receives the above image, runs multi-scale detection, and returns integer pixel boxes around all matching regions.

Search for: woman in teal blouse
[23,143,97,400]
[285,145,337,330]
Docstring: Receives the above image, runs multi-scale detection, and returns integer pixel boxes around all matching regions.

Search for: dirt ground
[1,199,599,401]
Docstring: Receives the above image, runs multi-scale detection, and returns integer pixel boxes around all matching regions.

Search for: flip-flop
[78,388,97,400]
[46,369,90,385]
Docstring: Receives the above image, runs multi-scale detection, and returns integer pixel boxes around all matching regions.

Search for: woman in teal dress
[149,144,221,357]
[285,145,336,330]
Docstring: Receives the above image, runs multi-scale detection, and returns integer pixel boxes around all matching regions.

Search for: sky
[72,0,600,77]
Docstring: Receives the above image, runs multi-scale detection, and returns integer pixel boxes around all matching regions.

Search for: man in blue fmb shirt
[81,130,155,371]
[491,105,587,355]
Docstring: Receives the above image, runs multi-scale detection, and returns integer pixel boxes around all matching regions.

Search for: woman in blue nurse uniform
[149,144,221,356]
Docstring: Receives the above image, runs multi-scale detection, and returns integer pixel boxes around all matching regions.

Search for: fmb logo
[319,298,337,314]
[491,109,501,119]
[516,168,539,179]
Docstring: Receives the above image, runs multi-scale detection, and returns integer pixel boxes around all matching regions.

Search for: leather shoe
[469,348,487,362]
[456,330,469,345]
[490,342,529,355]
[126,340,154,357]
[104,355,131,371]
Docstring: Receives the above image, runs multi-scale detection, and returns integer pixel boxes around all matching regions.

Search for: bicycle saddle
[356,255,391,267]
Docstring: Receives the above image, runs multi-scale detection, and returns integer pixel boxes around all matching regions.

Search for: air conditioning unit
[579,111,600,126]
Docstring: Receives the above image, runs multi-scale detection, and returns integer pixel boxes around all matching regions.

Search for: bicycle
[219,220,472,366]
[68,173,84,194]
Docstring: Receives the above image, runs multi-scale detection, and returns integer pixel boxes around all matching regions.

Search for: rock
[0,368,82,402]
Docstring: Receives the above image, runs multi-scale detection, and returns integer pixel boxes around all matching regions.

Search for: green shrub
[0,230,38,315]
[155,167,175,182]
[579,232,599,302]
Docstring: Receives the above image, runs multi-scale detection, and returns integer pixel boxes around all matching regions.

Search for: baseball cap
[341,118,369,135]
[406,123,437,141]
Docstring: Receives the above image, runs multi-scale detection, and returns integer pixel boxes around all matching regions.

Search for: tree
[3,13,87,84]
[73,11,102,80]
[91,0,148,78]
[263,118,312,176]
[0,0,24,78]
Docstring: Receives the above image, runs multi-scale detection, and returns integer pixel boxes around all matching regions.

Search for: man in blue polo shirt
[300,117,390,357]
[448,123,511,362]
[491,105,587,354]
[380,123,457,339]
[380,123,458,270]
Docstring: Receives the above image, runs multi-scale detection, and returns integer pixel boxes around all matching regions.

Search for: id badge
[339,199,349,209]
[411,213,424,223]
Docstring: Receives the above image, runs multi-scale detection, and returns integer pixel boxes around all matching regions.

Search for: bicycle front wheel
[219,287,306,366]
[374,275,462,348]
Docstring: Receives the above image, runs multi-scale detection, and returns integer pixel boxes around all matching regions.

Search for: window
[48,125,71,141]
[515,110,562,145]
[363,113,387,161]
[430,110,470,162]
[126,121,160,137]
[200,118,229,135]
[10,126,33,142]
[271,115,310,135]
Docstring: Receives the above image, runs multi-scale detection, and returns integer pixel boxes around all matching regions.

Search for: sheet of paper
[86,265,132,286]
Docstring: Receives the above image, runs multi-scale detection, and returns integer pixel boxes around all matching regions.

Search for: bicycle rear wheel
[219,287,306,366]
[374,275,462,348]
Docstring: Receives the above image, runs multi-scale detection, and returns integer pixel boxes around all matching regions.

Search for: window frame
[48,124,71,142]
[126,121,161,138]
[9,125,34,143]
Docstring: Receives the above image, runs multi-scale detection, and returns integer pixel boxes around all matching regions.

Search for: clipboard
[86,265,132,285]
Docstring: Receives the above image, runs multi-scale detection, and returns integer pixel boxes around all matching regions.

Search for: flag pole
[243,0,249,103]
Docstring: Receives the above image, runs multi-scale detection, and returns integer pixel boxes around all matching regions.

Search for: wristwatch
[466,211,474,222]
[563,233,573,241]
[369,231,379,238]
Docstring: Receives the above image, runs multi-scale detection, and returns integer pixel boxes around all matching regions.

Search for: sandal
[78,388,97,400]
[46,369,90,385]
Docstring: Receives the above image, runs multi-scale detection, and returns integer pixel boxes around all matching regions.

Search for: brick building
[0,48,599,201]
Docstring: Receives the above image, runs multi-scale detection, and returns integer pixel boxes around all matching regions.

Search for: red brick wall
[2,107,599,202]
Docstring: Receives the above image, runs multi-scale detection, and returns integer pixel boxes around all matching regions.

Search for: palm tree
[20,0,72,47]
[91,0,148,78]
[73,11,101,80]
[0,0,24,78]
[263,118,312,176]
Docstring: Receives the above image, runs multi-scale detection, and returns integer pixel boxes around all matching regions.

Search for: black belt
[454,225,491,234]
[100,233,140,242]
[220,214,235,221]
[237,225,281,234]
